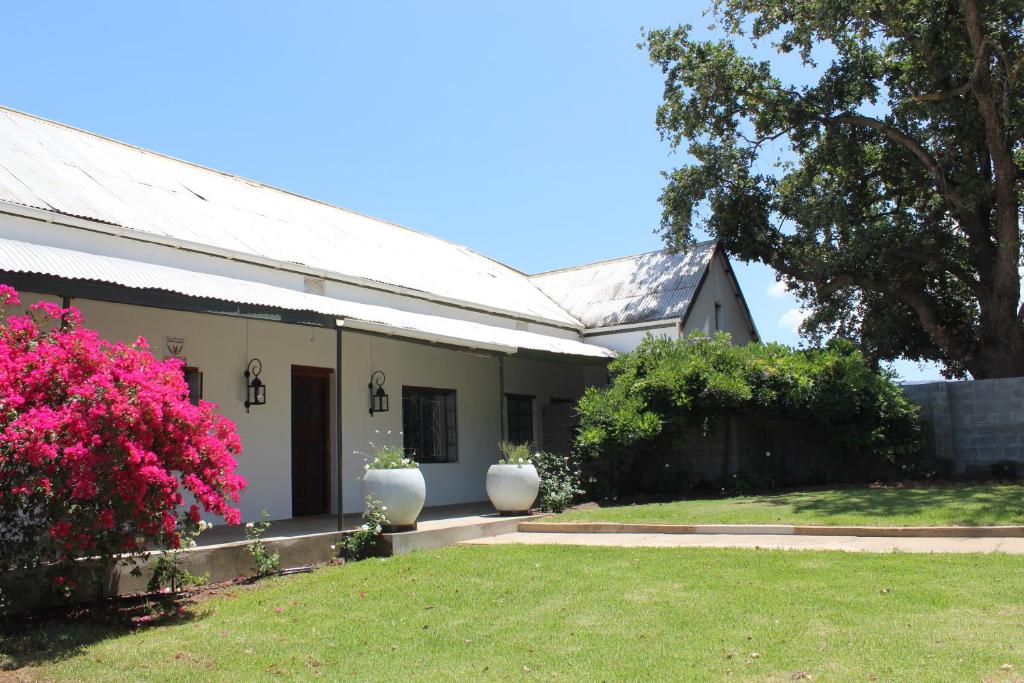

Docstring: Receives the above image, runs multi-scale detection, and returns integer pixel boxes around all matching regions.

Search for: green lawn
[4,545,1024,681]
[550,483,1024,527]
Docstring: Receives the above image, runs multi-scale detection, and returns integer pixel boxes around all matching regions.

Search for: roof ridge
[530,240,717,277]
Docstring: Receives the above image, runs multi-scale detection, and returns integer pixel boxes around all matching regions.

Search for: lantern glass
[244,359,266,412]
[253,379,266,406]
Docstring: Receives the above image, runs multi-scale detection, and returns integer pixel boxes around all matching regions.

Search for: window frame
[401,386,458,464]
[505,393,535,446]
[183,366,203,406]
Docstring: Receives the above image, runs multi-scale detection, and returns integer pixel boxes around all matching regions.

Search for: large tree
[646,0,1024,378]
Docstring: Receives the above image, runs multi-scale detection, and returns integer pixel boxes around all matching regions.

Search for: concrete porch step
[381,513,533,555]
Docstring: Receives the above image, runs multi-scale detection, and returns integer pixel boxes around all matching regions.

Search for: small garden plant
[361,430,418,470]
[532,450,584,512]
[334,496,386,561]
[498,440,533,465]
[146,520,211,595]
[244,509,280,578]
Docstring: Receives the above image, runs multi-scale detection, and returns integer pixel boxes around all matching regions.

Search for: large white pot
[486,463,540,514]
[362,468,426,529]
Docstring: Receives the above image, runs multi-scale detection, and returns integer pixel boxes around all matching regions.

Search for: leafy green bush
[575,333,924,496]
[532,450,584,512]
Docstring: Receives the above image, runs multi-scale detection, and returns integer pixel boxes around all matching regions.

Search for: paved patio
[196,501,506,548]
[463,531,1024,553]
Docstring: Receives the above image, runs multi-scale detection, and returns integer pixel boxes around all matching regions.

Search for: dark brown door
[291,366,332,516]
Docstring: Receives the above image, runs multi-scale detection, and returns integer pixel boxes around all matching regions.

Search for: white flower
[527,459,533,465]
[360,523,369,531]
[381,506,388,511]
[373,524,382,534]
[364,463,370,470]
[245,522,254,529]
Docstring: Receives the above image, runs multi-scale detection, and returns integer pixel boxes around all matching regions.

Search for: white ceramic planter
[486,463,540,514]
[362,467,426,529]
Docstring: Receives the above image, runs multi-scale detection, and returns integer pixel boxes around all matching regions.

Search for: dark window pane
[183,367,203,406]
[402,387,457,463]
[506,395,534,445]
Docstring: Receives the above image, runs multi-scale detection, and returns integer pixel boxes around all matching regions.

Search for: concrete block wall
[903,378,1024,477]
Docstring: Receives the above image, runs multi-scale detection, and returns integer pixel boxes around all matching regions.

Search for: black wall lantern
[368,370,389,416]
[244,358,266,412]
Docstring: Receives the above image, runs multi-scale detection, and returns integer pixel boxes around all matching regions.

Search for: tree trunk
[969,323,1024,379]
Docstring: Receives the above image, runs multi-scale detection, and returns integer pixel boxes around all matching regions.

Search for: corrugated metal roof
[530,242,717,328]
[0,237,613,360]
[0,107,581,328]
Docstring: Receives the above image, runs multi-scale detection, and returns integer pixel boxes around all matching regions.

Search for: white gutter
[336,319,518,355]
[0,200,585,333]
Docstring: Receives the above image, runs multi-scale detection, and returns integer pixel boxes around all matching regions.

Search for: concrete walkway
[463,531,1024,553]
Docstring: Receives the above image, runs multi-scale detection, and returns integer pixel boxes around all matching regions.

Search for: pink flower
[0,285,246,589]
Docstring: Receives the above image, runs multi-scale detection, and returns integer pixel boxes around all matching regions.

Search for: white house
[0,106,756,523]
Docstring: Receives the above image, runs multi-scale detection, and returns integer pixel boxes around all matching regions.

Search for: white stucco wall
[682,253,757,343]
[581,323,678,354]
[5,290,601,521]
[69,298,338,522]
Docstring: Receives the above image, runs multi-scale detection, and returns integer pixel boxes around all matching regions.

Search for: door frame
[291,364,334,516]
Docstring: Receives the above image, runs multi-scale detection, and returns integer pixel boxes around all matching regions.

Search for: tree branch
[778,265,975,367]
[911,82,972,103]
[820,113,973,216]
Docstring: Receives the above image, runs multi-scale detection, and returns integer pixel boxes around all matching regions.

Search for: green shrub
[335,497,386,562]
[244,509,280,578]
[532,450,584,512]
[575,333,924,496]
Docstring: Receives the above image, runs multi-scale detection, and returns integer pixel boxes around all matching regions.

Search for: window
[402,387,457,463]
[183,366,203,406]
[506,394,534,445]
[714,302,723,331]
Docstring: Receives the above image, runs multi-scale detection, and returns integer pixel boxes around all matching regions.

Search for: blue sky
[1,1,942,380]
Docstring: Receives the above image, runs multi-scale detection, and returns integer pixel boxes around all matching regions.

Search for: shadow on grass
[755,483,1024,526]
[0,593,208,671]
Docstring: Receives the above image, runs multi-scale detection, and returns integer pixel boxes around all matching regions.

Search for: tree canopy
[646,0,1023,378]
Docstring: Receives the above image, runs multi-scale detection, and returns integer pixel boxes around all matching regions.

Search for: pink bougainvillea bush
[0,286,246,592]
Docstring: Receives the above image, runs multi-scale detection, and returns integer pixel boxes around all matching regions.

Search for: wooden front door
[291,366,332,516]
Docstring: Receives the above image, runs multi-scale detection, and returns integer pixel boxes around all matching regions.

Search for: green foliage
[644,1,1024,379]
[244,510,280,578]
[498,440,532,465]
[575,333,924,494]
[335,497,386,562]
[364,445,418,470]
[146,521,210,594]
[531,450,584,513]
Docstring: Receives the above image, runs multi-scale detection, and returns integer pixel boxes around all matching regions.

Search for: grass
[550,483,1024,527]
[3,545,1024,681]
